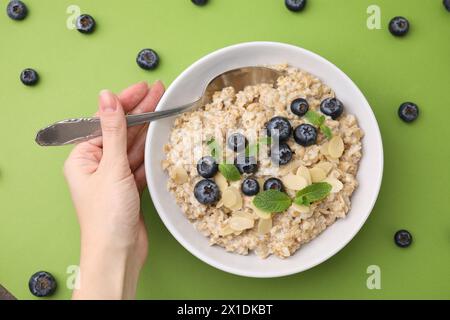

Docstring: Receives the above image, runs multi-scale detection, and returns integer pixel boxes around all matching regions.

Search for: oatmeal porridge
[162,64,363,259]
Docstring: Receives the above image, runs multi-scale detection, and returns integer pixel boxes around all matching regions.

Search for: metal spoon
[35,66,282,146]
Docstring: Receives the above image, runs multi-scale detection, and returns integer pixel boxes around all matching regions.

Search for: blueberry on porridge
[162,64,363,258]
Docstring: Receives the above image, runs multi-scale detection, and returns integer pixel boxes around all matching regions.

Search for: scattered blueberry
[136,48,160,70]
[266,116,292,142]
[197,156,218,178]
[194,179,220,205]
[271,143,293,166]
[398,102,419,123]
[320,98,344,119]
[76,14,96,34]
[227,133,247,152]
[20,68,39,86]
[389,16,410,37]
[394,230,413,248]
[6,0,28,20]
[28,271,57,297]
[285,0,307,12]
[293,124,317,146]
[241,178,260,196]
[235,156,258,174]
[263,178,284,192]
[445,0,450,12]
[290,98,309,117]
[191,0,208,6]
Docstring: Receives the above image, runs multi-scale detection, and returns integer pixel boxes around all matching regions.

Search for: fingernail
[99,90,117,112]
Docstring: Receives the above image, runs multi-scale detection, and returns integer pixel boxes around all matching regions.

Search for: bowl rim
[145,41,384,278]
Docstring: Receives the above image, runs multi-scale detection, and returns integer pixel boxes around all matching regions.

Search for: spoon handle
[35,100,200,146]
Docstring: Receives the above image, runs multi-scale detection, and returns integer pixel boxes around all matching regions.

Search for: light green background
[0,0,449,300]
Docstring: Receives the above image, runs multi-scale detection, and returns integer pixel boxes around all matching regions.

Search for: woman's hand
[64,81,165,300]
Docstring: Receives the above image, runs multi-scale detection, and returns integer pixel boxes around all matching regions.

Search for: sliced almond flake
[257,218,272,235]
[214,172,228,192]
[299,210,314,220]
[328,136,345,159]
[323,177,344,193]
[309,167,327,183]
[216,199,224,208]
[172,166,188,184]
[296,165,312,185]
[320,142,330,156]
[229,200,243,211]
[282,173,308,191]
[291,203,310,214]
[281,247,291,257]
[233,210,255,220]
[229,216,254,231]
[161,160,170,170]
[278,160,303,176]
[315,161,333,174]
[219,225,235,236]
[257,177,265,191]
[228,187,243,211]
[222,187,238,208]
[249,200,272,220]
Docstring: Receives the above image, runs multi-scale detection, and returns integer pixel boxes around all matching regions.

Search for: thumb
[98,90,128,165]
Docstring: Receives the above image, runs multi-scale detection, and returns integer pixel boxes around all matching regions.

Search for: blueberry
[290,98,309,117]
[394,230,413,248]
[235,156,258,174]
[197,156,218,178]
[320,98,344,119]
[20,68,39,86]
[194,179,220,205]
[398,102,419,123]
[285,0,307,12]
[266,116,292,142]
[294,124,317,146]
[191,0,208,6]
[136,48,160,70]
[6,1,28,20]
[389,16,409,37]
[28,271,57,297]
[227,133,247,152]
[445,0,450,12]
[76,14,96,34]
[271,143,293,166]
[241,178,260,196]
[263,178,284,192]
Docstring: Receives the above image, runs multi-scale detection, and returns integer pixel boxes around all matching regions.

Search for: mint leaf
[218,163,241,181]
[259,136,272,146]
[320,124,333,139]
[253,190,292,213]
[245,144,258,157]
[293,196,309,206]
[305,111,325,126]
[294,182,332,206]
[305,111,332,140]
[207,138,222,161]
[245,137,272,157]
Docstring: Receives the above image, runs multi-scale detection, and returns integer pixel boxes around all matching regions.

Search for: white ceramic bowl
[145,42,383,278]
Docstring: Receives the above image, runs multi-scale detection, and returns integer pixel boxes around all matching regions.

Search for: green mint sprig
[305,111,333,140]
[218,163,241,181]
[253,190,292,213]
[207,138,222,161]
[294,182,332,206]
[245,137,272,157]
